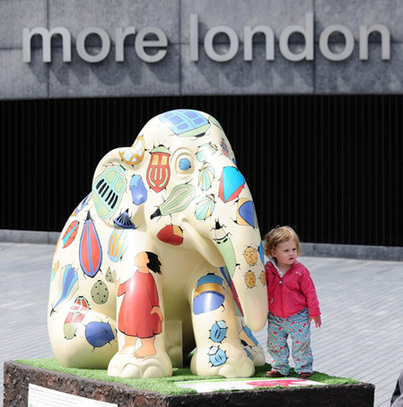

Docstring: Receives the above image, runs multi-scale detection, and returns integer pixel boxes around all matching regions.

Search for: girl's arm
[299,267,321,317]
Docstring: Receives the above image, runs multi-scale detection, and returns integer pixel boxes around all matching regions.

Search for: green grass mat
[16,358,358,396]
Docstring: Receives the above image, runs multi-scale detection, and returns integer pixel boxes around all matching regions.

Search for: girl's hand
[309,315,322,328]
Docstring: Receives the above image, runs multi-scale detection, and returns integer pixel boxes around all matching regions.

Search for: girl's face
[271,240,298,269]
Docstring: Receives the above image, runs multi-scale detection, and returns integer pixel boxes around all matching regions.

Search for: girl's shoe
[299,372,312,379]
[266,370,285,378]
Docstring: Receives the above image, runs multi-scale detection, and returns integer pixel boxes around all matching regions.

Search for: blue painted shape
[219,166,245,203]
[85,321,115,348]
[193,292,225,315]
[209,346,227,366]
[75,192,92,215]
[193,274,225,315]
[160,109,209,136]
[130,174,147,205]
[179,158,191,170]
[243,325,259,346]
[243,345,252,360]
[114,211,135,229]
[197,274,223,286]
[54,265,78,309]
[195,195,215,220]
[259,241,264,264]
[238,200,256,227]
[210,320,227,343]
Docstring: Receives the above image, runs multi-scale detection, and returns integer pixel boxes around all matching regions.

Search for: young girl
[264,226,321,379]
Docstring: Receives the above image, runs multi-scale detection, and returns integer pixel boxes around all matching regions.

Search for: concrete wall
[1,0,403,100]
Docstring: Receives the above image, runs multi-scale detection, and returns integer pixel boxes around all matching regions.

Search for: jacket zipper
[279,276,285,317]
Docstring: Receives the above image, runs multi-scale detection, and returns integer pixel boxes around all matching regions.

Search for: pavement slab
[1,242,402,407]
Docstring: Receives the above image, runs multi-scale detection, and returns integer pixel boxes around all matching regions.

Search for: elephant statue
[47,109,268,379]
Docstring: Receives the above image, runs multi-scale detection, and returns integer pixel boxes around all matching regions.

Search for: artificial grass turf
[16,358,358,396]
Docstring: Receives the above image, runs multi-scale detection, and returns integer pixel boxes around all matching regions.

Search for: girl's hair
[146,251,162,274]
[264,226,301,256]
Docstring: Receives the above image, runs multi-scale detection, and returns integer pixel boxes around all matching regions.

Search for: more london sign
[22,13,391,65]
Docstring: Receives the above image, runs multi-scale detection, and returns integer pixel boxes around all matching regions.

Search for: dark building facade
[1,1,402,247]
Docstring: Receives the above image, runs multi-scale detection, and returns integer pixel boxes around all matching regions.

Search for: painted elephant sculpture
[48,109,268,379]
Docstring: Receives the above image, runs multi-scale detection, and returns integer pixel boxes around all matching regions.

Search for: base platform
[3,361,375,407]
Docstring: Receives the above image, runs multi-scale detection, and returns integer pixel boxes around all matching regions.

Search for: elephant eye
[174,149,195,178]
[179,158,191,171]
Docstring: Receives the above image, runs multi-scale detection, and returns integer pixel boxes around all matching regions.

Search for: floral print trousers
[267,308,313,375]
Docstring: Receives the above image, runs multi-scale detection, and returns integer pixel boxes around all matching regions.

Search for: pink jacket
[265,260,321,318]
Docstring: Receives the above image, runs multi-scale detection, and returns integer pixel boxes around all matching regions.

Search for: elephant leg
[107,331,172,378]
[190,275,255,378]
[48,302,118,369]
[236,316,266,367]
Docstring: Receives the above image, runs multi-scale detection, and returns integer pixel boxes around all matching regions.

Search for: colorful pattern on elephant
[150,184,196,219]
[130,174,148,205]
[220,138,236,165]
[147,145,171,193]
[160,109,210,137]
[62,220,79,248]
[64,296,89,340]
[107,213,134,263]
[50,260,59,282]
[209,346,227,366]
[85,321,116,348]
[220,266,244,317]
[93,166,126,219]
[259,241,265,264]
[118,135,145,166]
[213,221,237,277]
[236,198,258,228]
[79,212,102,278]
[196,142,218,162]
[244,246,258,266]
[157,224,184,246]
[198,163,215,191]
[53,264,78,310]
[239,325,259,347]
[219,166,245,203]
[91,280,109,304]
[210,320,228,343]
[73,192,92,216]
[193,274,225,315]
[244,270,256,288]
[108,230,128,262]
[195,194,215,220]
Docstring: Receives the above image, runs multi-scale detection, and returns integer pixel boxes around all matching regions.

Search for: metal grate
[1,95,402,246]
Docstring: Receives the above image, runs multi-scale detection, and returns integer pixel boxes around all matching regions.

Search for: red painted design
[146,147,171,193]
[157,225,184,246]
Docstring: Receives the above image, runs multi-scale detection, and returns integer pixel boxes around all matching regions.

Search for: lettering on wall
[22,13,391,64]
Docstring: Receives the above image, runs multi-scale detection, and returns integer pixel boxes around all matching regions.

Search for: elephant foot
[190,347,255,378]
[249,344,267,367]
[108,350,172,378]
[135,344,156,358]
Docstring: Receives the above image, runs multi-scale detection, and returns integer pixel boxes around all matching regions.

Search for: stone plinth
[3,361,375,407]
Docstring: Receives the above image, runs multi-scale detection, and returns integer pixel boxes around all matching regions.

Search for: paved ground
[1,242,402,406]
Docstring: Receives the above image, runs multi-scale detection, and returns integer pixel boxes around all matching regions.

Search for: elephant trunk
[213,219,267,332]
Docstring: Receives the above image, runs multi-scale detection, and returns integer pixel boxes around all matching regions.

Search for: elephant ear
[92,138,147,224]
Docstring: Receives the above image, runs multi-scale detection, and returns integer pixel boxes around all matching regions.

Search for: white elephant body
[48,109,268,378]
